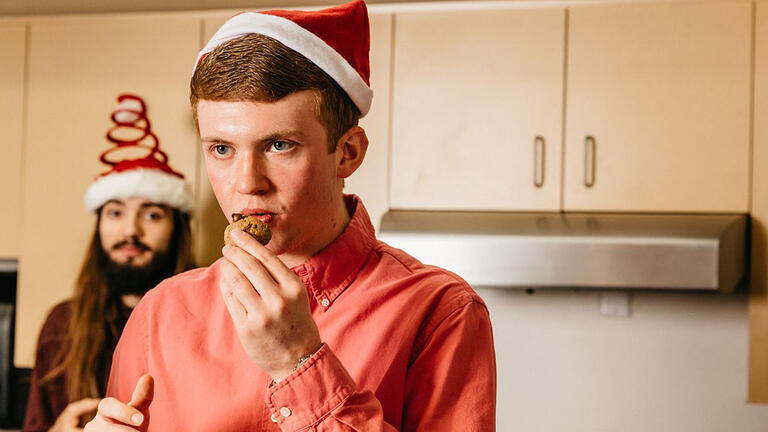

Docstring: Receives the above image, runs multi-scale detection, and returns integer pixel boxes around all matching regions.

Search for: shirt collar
[291,195,376,310]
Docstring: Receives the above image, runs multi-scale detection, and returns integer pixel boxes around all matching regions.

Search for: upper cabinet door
[0,23,25,259]
[390,8,565,211]
[17,15,200,367]
[564,1,752,213]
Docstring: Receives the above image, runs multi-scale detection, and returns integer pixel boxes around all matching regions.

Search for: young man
[23,95,196,432]
[87,2,496,430]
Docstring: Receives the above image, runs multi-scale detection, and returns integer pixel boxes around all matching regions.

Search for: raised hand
[220,229,322,382]
[49,397,100,432]
[83,374,153,432]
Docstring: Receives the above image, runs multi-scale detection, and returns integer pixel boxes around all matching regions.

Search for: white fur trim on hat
[195,12,373,116]
[85,169,194,213]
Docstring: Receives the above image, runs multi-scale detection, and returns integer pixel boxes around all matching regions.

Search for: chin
[132,255,154,267]
[265,238,290,256]
[109,255,130,265]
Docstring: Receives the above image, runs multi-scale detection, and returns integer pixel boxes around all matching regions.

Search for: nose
[235,153,270,196]
[122,211,143,238]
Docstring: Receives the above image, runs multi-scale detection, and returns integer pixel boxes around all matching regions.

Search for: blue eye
[214,145,230,156]
[270,141,292,152]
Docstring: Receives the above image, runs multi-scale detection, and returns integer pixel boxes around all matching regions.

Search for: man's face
[198,91,344,258]
[99,196,175,267]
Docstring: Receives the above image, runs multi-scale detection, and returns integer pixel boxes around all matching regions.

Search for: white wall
[475,288,768,431]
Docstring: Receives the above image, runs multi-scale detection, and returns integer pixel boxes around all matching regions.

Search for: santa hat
[84,94,194,213]
[194,0,373,117]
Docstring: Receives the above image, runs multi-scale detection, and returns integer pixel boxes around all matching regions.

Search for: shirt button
[270,413,279,423]
[280,407,292,418]
[320,298,330,307]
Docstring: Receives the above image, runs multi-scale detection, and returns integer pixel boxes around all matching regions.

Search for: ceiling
[0,0,466,16]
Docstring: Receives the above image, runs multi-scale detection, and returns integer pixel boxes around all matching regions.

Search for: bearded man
[22,95,196,432]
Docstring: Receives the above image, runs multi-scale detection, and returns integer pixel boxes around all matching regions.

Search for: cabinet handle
[584,135,596,188]
[534,136,545,188]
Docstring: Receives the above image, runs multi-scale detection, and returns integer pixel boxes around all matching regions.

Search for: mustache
[112,239,151,252]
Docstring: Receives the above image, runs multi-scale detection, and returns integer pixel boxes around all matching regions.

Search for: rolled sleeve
[265,343,357,430]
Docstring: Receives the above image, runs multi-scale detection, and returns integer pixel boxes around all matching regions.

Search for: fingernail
[222,245,230,253]
[131,413,143,425]
[231,229,245,240]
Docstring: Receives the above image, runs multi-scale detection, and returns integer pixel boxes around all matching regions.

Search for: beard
[100,244,177,297]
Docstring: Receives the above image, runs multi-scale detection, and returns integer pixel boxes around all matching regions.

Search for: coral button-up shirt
[107,196,496,431]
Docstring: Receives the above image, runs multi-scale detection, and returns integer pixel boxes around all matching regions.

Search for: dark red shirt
[23,301,131,432]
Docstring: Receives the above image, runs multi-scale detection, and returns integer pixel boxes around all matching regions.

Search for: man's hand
[83,374,153,432]
[220,229,322,382]
[48,398,100,431]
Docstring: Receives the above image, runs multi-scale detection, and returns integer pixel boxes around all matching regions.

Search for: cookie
[224,213,272,246]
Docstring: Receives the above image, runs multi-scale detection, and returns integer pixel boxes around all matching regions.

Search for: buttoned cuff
[265,343,356,430]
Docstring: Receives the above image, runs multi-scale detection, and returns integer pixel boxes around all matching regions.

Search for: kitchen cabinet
[196,11,392,264]
[389,1,751,214]
[0,23,26,259]
[564,1,752,212]
[390,8,566,211]
[16,15,201,367]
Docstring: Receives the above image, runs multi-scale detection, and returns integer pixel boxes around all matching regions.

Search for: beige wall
[751,0,768,402]
[0,23,25,259]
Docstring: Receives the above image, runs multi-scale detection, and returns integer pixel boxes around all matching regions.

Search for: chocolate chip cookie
[224,213,271,246]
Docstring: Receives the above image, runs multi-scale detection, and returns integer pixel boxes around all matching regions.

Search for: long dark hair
[39,208,195,401]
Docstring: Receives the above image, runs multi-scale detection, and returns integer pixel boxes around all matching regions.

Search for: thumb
[127,374,154,412]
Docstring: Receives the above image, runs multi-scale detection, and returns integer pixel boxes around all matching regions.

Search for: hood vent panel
[379,211,748,293]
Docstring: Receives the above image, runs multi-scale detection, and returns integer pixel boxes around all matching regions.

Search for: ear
[335,126,369,179]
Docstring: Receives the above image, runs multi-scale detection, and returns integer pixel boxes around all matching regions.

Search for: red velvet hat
[84,94,193,213]
[194,0,373,116]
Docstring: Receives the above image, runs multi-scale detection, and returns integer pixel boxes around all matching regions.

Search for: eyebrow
[201,129,306,146]
[103,200,168,210]
[140,203,169,210]
[258,129,306,143]
[201,137,234,145]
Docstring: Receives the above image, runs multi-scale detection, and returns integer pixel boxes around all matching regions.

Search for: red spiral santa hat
[194,0,373,116]
[84,94,194,213]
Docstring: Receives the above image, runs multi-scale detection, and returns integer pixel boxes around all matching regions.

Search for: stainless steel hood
[378,211,748,293]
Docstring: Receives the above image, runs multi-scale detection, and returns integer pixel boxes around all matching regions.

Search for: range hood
[378,211,748,293]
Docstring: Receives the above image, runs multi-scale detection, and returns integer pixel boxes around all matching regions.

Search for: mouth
[113,240,150,256]
[239,208,275,224]
[115,245,147,257]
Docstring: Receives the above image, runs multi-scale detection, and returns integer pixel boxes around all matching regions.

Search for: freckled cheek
[207,166,238,211]
[281,169,320,204]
